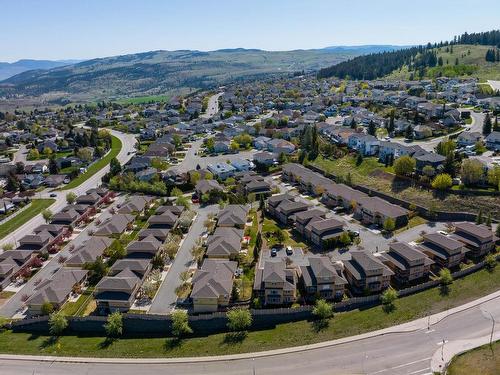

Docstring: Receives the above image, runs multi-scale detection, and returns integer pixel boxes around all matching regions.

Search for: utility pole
[489,312,496,347]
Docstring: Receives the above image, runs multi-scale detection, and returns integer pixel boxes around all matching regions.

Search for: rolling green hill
[0,48,367,104]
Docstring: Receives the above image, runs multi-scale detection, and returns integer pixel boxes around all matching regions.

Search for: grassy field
[114,95,170,105]
[311,155,500,220]
[62,135,121,190]
[0,199,55,240]
[447,340,500,375]
[1,265,500,358]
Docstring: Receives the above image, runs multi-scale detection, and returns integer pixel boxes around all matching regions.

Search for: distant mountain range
[0,59,83,80]
[321,45,409,53]
[0,45,406,104]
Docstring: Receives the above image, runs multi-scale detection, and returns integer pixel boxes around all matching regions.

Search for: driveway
[149,204,219,314]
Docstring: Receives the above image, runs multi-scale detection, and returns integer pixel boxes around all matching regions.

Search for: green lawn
[0,199,55,240]
[114,95,170,105]
[1,265,500,358]
[59,289,94,316]
[394,216,428,234]
[262,218,307,248]
[62,136,122,190]
[447,340,500,375]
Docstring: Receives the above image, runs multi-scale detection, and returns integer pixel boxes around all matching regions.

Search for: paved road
[388,111,485,152]
[201,92,222,119]
[0,195,126,318]
[149,204,218,314]
[0,128,136,249]
[2,290,500,374]
[488,80,500,92]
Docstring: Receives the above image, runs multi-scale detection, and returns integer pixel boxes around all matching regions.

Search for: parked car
[271,248,277,257]
[286,246,293,256]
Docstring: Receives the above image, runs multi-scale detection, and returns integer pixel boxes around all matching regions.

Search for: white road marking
[408,368,432,375]
[424,329,435,333]
[367,357,432,374]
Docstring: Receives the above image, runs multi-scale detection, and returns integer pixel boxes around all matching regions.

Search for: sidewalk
[431,331,500,373]
[2,288,500,365]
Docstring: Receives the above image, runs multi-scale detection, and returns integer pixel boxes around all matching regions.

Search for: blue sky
[1,0,499,62]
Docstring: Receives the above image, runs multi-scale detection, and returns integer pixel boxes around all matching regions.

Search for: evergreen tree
[483,113,492,136]
[49,155,59,174]
[494,116,499,132]
[387,109,395,134]
[367,120,376,136]
[476,209,483,225]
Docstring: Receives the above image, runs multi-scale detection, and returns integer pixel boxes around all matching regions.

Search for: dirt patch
[369,169,395,182]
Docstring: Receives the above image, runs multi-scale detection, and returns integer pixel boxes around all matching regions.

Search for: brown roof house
[294,209,326,236]
[254,260,297,306]
[0,250,35,290]
[66,237,114,267]
[451,222,498,258]
[343,251,394,295]
[26,268,88,316]
[126,236,162,259]
[94,214,135,237]
[190,259,237,313]
[356,197,409,228]
[304,217,345,248]
[217,205,249,228]
[380,242,434,285]
[299,256,347,301]
[94,269,142,313]
[206,227,243,259]
[118,195,155,214]
[418,233,467,268]
[322,183,367,210]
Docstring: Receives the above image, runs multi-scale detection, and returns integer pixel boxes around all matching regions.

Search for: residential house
[206,227,243,259]
[451,222,497,258]
[343,251,394,294]
[322,183,367,210]
[126,236,162,259]
[191,259,237,313]
[66,237,114,267]
[304,218,345,248]
[418,233,467,268]
[195,179,223,197]
[26,268,88,315]
[415,152,446,174]
[207,163,236,180]
[253,151,276,166]
[380,242,433,285]
[485,131,500,151]
[267,139,296,154]
[231,158,253,172]
[293,209,326,236]
[217,205,248,228]
[348,134,379,156]
[94,214,135,237]
[254,260,297,305]
[118,195,154,214]
[457,132,482,147]
[299,256,347,301]
[94,268,142,312]
[253,136,271,150]
[356,197,409,227]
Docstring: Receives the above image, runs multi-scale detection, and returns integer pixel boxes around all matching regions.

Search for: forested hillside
[318,30,500,80]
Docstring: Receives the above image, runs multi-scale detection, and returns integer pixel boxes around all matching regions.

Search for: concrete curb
[430,331,500,373]
[1,289,500,365]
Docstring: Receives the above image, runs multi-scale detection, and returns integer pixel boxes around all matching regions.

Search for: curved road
[0,128,136,249]
[1,290,499,374]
